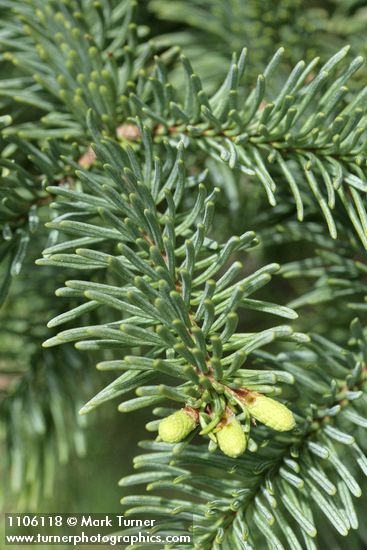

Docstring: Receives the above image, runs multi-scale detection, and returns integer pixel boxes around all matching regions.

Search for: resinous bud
[159,409,197,443]
[217,419,247,458]
[245,393,295,431]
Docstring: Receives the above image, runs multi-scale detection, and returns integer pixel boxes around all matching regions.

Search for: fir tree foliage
[1,1,367,549]
[39,114,302,447]
[148,0,367,88]
[0,241,92,506]
[126,46,367,247]
[116,320,367,548]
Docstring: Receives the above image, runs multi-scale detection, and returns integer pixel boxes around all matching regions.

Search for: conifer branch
[1,3,367,546]
[120,320,367,547]
[38,117,304,438]
[126,47,367,246]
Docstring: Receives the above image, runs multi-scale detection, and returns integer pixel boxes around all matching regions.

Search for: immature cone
[216,418,247,458]
[158,409,197,443]
[245,393,295,431]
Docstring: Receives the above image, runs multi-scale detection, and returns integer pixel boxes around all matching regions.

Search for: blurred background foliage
[147,0,367,91]
[1,1,367,548]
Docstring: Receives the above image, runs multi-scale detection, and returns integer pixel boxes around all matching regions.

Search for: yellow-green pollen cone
[158,408,197,443]
[244,393,295,431]
[216,418,247,458]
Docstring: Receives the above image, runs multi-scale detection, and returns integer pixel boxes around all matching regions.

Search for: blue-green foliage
[1,1,367,548]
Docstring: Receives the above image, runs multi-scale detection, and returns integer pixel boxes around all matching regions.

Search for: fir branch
[149,0,367,89]
[38,117,304,449]
[0,0,142,137]
[2,3,367,547]
[126,47,367,247]
[119,320,367,548]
